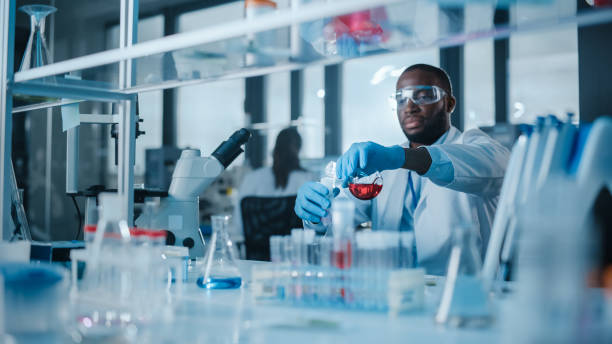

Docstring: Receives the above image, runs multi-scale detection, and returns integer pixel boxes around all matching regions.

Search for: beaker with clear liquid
[197,215,242,289]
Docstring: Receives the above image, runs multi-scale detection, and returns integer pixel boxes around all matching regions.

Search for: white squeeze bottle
[319,161,339,229]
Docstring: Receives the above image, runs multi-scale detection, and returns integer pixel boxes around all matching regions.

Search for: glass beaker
[435,225,492,328]
[197,215,242,289]
[348,171,383,200]
[19,5,56,71]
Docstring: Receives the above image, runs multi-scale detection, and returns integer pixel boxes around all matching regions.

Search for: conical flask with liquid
[19,5,56,71]
[435,224,492,328]
[197,215,242,289]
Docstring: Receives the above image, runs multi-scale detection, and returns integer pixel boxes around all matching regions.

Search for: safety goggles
[392,85,447,110]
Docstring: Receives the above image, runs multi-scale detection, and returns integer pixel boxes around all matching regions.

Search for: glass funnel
[197,215,242,289]
[19,4,56,71]
[348,171,383,200]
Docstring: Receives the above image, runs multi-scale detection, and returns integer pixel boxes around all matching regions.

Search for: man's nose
[404,99,419,113]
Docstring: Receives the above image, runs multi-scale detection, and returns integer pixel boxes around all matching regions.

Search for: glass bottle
[197,215,242,289]
[93,193,131,248]
[435,224,492,328]
[19,5,56,71]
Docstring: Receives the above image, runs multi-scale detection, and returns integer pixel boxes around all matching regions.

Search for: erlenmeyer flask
[435,224,492,328]
[197,215,242,289]
[19,5,56,71]
[348,171,383,200]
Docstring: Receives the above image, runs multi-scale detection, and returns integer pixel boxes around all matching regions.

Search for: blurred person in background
[232,127,316,244]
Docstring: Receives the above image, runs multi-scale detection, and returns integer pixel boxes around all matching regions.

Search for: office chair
[240,195,303,261]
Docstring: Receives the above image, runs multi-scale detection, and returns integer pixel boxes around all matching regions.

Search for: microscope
[135,129,251,257]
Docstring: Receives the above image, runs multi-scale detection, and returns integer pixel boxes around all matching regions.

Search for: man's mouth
[403,116,424,129]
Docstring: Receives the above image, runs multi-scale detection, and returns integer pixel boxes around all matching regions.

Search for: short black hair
[400,64,453,97]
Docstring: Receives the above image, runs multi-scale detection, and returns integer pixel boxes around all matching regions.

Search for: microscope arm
[168,153,224,201]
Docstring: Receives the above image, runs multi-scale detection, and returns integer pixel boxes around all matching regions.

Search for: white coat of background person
[294,64,510,275]
[232,127,316,243]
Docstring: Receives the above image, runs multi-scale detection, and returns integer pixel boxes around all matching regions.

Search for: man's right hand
[336,142,405,183]
[294,182,332,224]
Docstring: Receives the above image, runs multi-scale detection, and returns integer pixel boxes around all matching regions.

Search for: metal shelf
[3,0,612,238]
[9,1,612,105]
[13,0,402,83]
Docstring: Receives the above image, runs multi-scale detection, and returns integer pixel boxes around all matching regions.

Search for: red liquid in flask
[348,183,382,200]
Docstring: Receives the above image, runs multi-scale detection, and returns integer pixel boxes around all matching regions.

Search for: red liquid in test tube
[334,242,352,300]
[334,242,352,269]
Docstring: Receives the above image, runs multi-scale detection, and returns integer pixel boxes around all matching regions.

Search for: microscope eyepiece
[212,128,252,168]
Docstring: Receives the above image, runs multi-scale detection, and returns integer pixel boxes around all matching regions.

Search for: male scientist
[294,64,510,275]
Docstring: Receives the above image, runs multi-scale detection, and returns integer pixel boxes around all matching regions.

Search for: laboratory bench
[71,260,504,344]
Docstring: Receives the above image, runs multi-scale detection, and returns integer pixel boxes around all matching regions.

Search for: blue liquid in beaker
[197,276,242,289]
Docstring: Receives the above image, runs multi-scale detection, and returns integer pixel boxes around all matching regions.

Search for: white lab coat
[232,167,317,242]
[308,126,510,275]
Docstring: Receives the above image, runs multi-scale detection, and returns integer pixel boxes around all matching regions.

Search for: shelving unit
[2,0,612,238]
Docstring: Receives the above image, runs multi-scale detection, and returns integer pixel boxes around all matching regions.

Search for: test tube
[307,237,320,266]
[268,235,284,300]
[291,229,303,267]
[283,235,293,265]
[269,235,283,263]
[318,237,333,306]
[302,229,315,304]
[371,232,386,310]
[303,229,316,264]
[290,230,303,303]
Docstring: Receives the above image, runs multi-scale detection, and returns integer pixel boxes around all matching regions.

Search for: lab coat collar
[375,126,461,230]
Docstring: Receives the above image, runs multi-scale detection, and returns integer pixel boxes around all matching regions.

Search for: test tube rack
[252,264,425,316]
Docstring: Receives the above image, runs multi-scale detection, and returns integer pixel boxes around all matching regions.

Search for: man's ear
[446,96,456,114]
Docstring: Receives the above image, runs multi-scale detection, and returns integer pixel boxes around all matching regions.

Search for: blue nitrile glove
[295,182,339,223]
[336,142,405,185]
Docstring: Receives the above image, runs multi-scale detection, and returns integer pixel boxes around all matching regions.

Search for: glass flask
[197,215,242,289]
[348,171,383,200]
[435,225,492,328]
[19,5,56,71]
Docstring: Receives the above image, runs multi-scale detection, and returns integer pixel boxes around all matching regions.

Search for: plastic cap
[245,0,277,8]
[130,228,144,236]
[146,230,167,238]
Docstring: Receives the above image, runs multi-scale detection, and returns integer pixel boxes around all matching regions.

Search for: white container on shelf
[245,0,288,66]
